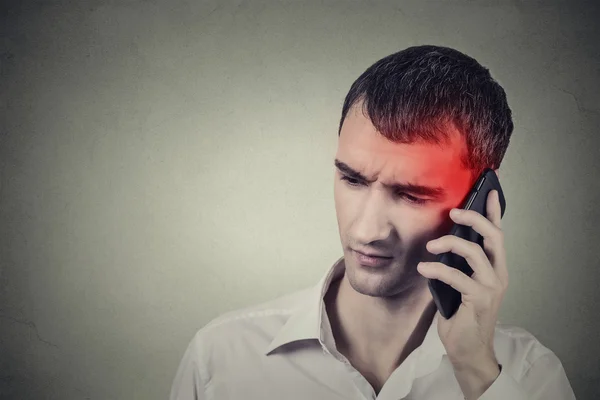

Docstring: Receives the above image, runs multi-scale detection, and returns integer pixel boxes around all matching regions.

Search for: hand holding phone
[427,168,507,319]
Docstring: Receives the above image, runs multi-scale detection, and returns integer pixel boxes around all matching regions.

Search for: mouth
[354,249,393,258]
[352,249,394,267]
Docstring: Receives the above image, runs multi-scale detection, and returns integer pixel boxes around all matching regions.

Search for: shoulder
[493,322,561,378]
[187,285,313,353]
[202,285,312,332]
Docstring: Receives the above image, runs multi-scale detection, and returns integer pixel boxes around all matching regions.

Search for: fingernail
[451,208,462,216]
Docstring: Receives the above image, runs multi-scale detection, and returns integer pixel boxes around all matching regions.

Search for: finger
[449,207,502,244]
[448,208,505,271]
[426,235,498,286]
[487,190,502,229]
[485,190,508,287]
[417,261,480,296]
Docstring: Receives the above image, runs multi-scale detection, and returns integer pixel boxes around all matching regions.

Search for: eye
[340,176,429,205]
[340,176,363,186]
[399,193,428,205]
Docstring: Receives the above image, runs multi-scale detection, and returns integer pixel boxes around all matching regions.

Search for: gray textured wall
[1,0,599,399]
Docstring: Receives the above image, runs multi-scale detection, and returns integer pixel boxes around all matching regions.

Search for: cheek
[394,208,449,243]
[333,184,353,225]
[436,212,455,235]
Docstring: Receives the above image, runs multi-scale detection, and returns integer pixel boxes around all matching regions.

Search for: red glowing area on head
[335,105,475,210]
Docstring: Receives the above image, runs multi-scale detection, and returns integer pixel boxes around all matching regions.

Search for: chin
[346,262,409,297]
[351,282,394,297]
[346,258,426,297]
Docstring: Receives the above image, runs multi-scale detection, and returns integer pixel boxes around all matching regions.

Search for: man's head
[333,45,513,298]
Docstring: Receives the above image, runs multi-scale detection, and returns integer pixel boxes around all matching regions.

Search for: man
[169,45,576,399]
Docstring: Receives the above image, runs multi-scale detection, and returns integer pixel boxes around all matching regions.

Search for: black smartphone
[427,168,507,319]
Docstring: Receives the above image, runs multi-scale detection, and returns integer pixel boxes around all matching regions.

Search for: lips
[353,249,392,258]
[353,249,394,267]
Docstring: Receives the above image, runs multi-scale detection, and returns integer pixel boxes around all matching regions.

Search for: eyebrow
[334,159,446,199]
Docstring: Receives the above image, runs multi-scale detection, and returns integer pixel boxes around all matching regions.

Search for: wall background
[1,0,599,399]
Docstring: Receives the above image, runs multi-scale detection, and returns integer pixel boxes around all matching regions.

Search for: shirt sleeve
[478,351,576,400]
[169,333,209,400]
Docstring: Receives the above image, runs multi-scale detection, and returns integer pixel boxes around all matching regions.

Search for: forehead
[336,106,471,186]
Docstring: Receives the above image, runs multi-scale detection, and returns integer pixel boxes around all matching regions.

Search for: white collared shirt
[169,256,576,400]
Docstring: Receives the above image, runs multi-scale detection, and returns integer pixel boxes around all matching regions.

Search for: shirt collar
[265,255,447,371]
[264,256,345,355]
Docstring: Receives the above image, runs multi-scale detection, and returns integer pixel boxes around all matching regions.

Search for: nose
[351,189,394,245]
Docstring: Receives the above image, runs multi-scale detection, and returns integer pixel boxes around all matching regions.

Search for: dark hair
[338,45,514,180]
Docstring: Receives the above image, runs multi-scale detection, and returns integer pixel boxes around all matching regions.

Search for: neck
[325,272,438,374]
